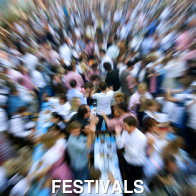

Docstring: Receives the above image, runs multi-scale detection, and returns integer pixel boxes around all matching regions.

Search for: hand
[84,125,91,135]
[90,122,96,133]
[50,105,55,109]
[166,88,171,95]
[100,111,106,117]
[115,125,121,136]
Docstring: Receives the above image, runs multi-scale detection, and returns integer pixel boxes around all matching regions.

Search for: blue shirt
[67,134,90,171]
[66,88,87,104]
[7,95,26,115]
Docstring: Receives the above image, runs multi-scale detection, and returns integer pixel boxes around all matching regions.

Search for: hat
[155,113,170,127]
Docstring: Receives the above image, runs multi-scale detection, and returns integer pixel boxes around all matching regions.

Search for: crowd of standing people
[0,0,196,195]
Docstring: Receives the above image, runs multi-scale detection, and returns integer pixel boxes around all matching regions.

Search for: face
[166,162,177,174]
[92,66,97,71]
[50,116,58,124]
[71,128,81,137]
[123,123,135,133]
[84,106,91,119]
[148,104,157,111]
[138,88,145,94]
[85,87,91,94]
[115,98,121,104]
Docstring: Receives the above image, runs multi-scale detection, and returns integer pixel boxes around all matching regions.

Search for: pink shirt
[7,69,23,83]
[23,74,33,90]
[49,50,59,65]
[128,92,153,115]
[176,32,191,51]
[182,50,196,60]
[64,71,84,90]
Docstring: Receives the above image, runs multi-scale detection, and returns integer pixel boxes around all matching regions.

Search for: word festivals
[52,180,144,194]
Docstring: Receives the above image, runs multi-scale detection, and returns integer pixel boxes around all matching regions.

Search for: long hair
[70,97,80,112]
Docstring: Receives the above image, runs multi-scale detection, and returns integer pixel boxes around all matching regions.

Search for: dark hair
[59,94,67,102]
[70,79,77,88]
[90,74,99,81]
[77,104,88,118]
[123,116,137,127]
[92,63,98,68]
[103,62,112,72]
[67,65,73,71]
[99,49,106,54]
[163,155,176,167]
[84,82,93,89]
[99,81,107,91]
[51,112,64,121]
[10,87,18,94]
[142,117,157,133]
[127,61,135,67]
[16,106,26,114]
[117,101,128,112]
[89,166,101,180]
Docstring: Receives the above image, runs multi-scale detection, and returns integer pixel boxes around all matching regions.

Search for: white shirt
[100,55,114,73]
[23,53,38,71]
[138,68,146,83]
[9,114,32,138]
[0,108,8,132]
[16,85,32,104]
[186,96,196,129]
[59,43,72,63]
[117,63,127,79]
[54,102,71,120]
[31,70,46,88]
[92,91,114,115]
[116,128,147,166]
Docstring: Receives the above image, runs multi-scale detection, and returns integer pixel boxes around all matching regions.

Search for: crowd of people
[0,0,196,195]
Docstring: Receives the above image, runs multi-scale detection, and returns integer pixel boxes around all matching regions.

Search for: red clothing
[106,112,138,132]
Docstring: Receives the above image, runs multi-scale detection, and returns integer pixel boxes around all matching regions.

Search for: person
[120,61,135,103]
[128,83,153,116]
[69,104,91,130]
[113,93,125,118]
[50,112,66,131]
[115,116,147,194]
[66,79,87,104]
[7,87,26,116]
[67,97,81,120]
[101,102,138,132]
[104,62,121,105]
[99,49,114,74]
[64,65,84,90]
[31,65,47,108]
[185,86,196,158]
[91,81,114,130]
[143,99,159,121]
[67,121,95,182]
[59,38,72,64]
[52,94,71,123]
[149,155,189,195]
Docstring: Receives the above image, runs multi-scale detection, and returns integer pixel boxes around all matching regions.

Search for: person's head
[48,124,63,136]
[142,117,158,134]
[89,166,101,181]
[17,77,24,86]
[123,116,137,134]
[50,112,63,124]
[114,93,125,104]
[92,63,98,71]
[67,65,73,71]
[69,121,82,137]
[99,81,107,91]
[99,49,106,59]
[145,99,158,112]
[138,83,148,94]
[126,61,135,71]
[84,82,93,94]
[116,101,129,114]
[71,97,81,112]
[70,79,77,88]
[59,94,67,104]
[77,104,91,119]
[16,106,26,115]
[36,65,42,72]
[41,134,57,149]
[163,155,177,174]
[103,62,112,72]
[90,74,99,85]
